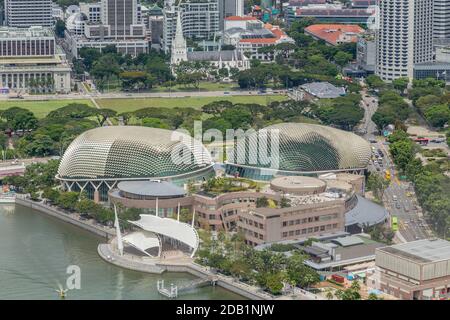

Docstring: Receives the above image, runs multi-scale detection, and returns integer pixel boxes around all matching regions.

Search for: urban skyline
[0,0,448,303]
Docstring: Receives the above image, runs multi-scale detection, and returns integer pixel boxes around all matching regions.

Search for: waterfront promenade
[15,196,320,301]
[15,196,115,239]
[98,241,274,300]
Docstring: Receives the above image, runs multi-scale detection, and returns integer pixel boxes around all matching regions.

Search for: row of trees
[196,231,320,295]
[0,103,116,158]
[4,160,59,195]
[412,80,450,128]
[76,46,173,92]
[371,90,410,130]
[367,75,449,130]
[41,189,142,228]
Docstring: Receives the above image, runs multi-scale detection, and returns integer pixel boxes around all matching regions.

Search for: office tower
[376,0,434,81]
[5,0,53,28]
[434,0,450,40]
[219,0,245,30]
[101,0,140,38]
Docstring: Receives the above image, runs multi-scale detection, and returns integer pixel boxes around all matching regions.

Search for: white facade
[219,0,245,30]
[0,27,71,94]
[376,0,434,81]
[65,0,148,57]
[434,0,450,40]
[5,0,53,28]
[163,0,220,53]
[170,13,187,65]
[65,31,149,58]
[80,2,102,23]
[436,46,450,63]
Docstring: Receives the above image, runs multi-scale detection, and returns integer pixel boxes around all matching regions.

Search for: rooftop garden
[201,177,258,195]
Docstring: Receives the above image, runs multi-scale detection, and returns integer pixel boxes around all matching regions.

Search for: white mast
[114,204,123,256]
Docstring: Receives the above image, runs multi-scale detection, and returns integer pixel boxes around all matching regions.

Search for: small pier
[157,276,218,299]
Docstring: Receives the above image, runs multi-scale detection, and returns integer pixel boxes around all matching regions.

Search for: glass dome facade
[225,123,371,181]
[57,126,214,201]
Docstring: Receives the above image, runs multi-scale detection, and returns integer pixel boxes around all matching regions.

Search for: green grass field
[0,99,94,118]
[96,95,286,113]
[0,95,286,118]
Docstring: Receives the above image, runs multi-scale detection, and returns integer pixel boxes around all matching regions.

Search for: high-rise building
[163,0,220,53]
[376,0,434,81]
[219,0,245,30]
[65,0,148,57]
[5,0,53,28]
[100,0,142,38]
[434,0,450,40]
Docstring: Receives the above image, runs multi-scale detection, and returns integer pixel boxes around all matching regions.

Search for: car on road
[369,139,377,143]
[393,195,398,201]
[396,203,401,209]
[224,91,230,95]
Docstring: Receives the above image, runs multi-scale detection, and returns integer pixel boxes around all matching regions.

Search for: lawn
[100,81,239,93]
[95,95,286,113]
[0,95,287,118]
[0,99,94,118]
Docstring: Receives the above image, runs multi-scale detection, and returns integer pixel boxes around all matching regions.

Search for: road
[0,89,283,101]
[0,156,56,168]
[359,89,432,242]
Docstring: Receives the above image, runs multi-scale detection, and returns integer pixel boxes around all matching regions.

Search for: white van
[393,195,398,201]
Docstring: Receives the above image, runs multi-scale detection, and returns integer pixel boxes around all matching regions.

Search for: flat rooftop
[304,235,385,270]
[378,239,450,263]
[300,81,346,98]
[117,180,186,198]
[0,27,55,39]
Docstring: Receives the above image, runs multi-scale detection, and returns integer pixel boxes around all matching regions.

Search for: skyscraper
[101,0,140,38]
[434,0,450,40]
[219,0,245,30]
[376,0,434,81]
[5,0,53,28]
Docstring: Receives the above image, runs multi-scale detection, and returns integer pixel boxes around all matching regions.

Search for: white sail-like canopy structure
[122,231,161,257]
[128,214,199,257]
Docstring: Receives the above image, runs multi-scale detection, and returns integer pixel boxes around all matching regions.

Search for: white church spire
[170,10,187,66]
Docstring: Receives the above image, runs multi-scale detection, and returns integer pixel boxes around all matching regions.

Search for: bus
[392,216,398,231]
[414,138,429,145]
[385,170,391,181]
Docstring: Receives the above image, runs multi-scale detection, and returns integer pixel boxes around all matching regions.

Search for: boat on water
[55,288,68,299]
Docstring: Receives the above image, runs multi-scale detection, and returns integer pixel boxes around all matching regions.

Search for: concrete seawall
[15,197,285,300]
[159,263,273,300]
[15,197,115,239]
